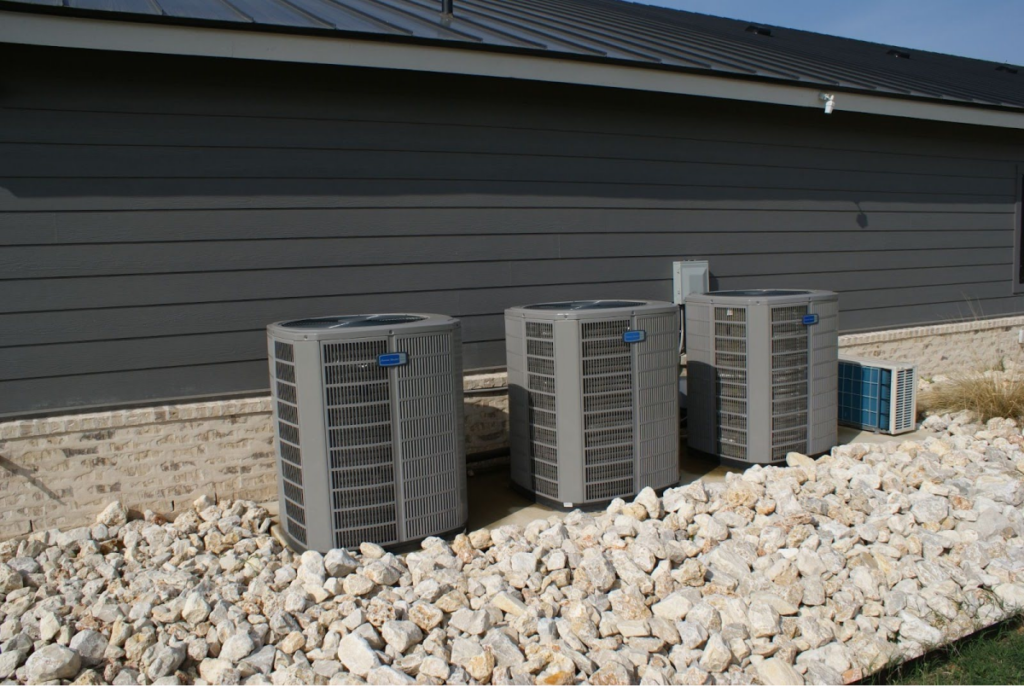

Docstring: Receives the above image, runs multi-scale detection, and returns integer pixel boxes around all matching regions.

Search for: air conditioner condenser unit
[505,299,681,509]
[267,313,466,552]
[838,356,917,435]
[685,289,839,465]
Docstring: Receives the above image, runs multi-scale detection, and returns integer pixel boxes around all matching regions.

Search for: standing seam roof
[3,0,1023,110]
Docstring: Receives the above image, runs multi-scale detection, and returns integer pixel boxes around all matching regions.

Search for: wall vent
[267,313,466,552]
[506,300,680,508]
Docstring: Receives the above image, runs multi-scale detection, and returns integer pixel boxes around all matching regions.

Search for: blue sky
[634,1,1024,65]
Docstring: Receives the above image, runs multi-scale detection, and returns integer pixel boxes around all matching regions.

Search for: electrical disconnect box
[673,260,710,305]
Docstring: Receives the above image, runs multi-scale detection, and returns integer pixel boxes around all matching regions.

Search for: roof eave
[3,9,1024,130]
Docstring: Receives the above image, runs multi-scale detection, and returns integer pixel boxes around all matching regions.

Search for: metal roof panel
[3,0,1022,110]
[157,0,251,22]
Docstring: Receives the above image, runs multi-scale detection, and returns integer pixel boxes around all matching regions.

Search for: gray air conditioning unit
[684,290,838,465]
[267,313,466,553]
[505,300,680,509]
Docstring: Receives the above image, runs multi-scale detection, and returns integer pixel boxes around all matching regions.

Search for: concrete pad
[838,425,937,446]
[467,469,557,531]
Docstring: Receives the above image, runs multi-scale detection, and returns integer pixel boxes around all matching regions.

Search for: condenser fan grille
[282,314,425,329]
[525,300,645,310]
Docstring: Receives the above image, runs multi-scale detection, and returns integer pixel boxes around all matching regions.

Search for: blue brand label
[622,330,646,343]
[378,352,408,367]
[802,314,819,325]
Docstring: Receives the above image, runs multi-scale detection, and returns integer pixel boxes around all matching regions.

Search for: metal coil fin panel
[715,306,748,460]
[395,331,463,541]
[322,338,398,549]
[523,320,558,499]
[271,341,306,545]
[583,318,635,502]
[634,311,681,491]
[770,305,809,458]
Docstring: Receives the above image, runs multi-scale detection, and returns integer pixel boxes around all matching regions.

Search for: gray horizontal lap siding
[1,44,1023,417]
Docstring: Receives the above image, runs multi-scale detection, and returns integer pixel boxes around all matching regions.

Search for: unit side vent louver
[396,331,462,541]
[714,306,748,461]
[770,305,809,461]
[267,313,466,552]
[506,300,680,508]
[323,338,397,549]
[273,340,307,546]
[838,356,917,435]
[685,290,838,465]
[525,321,558,499]
[582,318,634,502]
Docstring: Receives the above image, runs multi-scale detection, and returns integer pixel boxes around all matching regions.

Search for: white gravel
[2,411,1024,685]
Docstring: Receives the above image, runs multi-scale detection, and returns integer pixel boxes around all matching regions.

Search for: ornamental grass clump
[921,364,1024,423]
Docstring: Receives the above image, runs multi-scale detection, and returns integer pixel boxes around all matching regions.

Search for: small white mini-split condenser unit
[838,355,918,435]
[505,300,681,509]
[267,313,466,552]
[685,290,838,465]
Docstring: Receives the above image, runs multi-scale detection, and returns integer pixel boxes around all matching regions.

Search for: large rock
[0,563,22,594]
[699,634,732,673]
[363,561,401,586]
[25,644,82,683]
[757,658,805,686]
[198,658,242,685]
[451,637,495,682]
[994,583,1024,610]
[652,592,693,621]
[898,613,945,646]
[0,650,26,680]
[580,550,617,592]
[337,633,380,677]
[491,591,528,617]
[747,602,781,638]
[97,501,128,527]
[974,474,1024,506]
[381,621,423,653]
[70,630,109,666]
[325,549,359,577]
[910,497,949,524]
[181,593,211,626]
[481,629,525,667]
[144,642,187,680]
[367,666,415,685]
[590,662,632,685]
[297,550,326,586]
[219,632,255,663]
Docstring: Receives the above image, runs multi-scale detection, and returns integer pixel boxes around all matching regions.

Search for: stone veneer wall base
[3,315,1023,538]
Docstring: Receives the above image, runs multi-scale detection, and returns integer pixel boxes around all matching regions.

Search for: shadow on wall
[0,454,65,504]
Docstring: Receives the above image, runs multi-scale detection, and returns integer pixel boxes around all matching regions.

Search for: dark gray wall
[2,44,1024,417]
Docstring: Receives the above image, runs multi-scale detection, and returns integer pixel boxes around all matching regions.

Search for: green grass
[861,617,1024,685]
